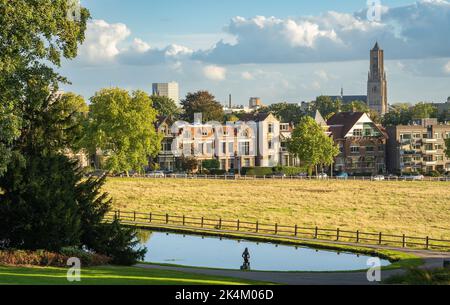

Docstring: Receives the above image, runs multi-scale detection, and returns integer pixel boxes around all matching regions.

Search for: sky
[60,0,450,105]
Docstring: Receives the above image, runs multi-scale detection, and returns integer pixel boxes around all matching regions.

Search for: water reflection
[138,230,391,272]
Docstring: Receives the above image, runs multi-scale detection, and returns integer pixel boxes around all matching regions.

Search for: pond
[138,231,391,272]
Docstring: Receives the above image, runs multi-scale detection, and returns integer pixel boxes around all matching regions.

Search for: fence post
[275,223,278,235]
[114,210,118,220]
[336,228,340,241]
[256,221,259,233]
[149,212,152,223]
[237,219,240,231]
[426,236,429,249]
[294,225,298,237]
[133,211,136,222]
[219,218,222,230]
[379,232,382,245]
[314,226,318,239]
[183,215,185,226]
[201,217,204,228]
[402,234,406,248]
[166,213,169,224]
[118,210,121,220]
[356,230,360,243]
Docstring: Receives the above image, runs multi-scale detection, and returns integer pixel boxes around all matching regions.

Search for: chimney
[229,94,232,109]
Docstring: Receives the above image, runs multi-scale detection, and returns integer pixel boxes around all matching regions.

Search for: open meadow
[104,178,450,240]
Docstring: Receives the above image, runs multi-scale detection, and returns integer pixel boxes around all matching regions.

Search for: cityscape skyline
[61,0,450,105]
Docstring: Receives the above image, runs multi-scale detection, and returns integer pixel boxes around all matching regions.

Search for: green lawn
[0,265,267,285]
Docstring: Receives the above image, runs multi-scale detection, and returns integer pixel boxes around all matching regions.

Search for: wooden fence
[106,210,450,251]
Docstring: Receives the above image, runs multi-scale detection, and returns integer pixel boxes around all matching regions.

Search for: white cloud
[194,1,450,64]
[445,61,450,74]
[203,65,227,81]
[241,71,255,80]
[79,20,130,63]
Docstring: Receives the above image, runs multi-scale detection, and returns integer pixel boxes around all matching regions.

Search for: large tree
[85,88,163,174]
[311,96,342,120]
[411,102,438,120]
[287,116,339,176]
[0,1,145,264]
[151,95,180,118]
[260,102,305,125]
[181,91,225,122]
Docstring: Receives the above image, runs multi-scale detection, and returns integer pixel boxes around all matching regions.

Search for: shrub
[241,167,274,176]
[273,166,306,176]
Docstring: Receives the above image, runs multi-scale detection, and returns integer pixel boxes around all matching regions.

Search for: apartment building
[327,112,387,175]
[386,118,450,174]
[152,82,180,104]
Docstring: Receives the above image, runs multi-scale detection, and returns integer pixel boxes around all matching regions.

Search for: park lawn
[0,265,267,285]
[104,178,450,240]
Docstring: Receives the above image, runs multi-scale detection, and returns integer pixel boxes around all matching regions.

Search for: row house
[327,112,387,175]
[386,118,450,174]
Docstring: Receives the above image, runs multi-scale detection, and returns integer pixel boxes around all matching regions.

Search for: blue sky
[63,0,450,105]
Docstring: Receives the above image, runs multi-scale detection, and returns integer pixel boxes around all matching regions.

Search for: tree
[341,101,370,113]
[0,1,145,265]
[151,95,180,118]
[260,102,305,125]
[287,116,339,176]
[382,103,413,127]
[85,88,163,174]
[311,96,341,120]
[181,91,225,122]
[180,156,199,173]
[411,102,438,120]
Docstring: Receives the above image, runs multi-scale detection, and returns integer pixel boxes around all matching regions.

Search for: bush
[241,167,274,176]
[0,249,110,267]
[273,166,306,176]
[427,170,441,177]
[209,169,227,175]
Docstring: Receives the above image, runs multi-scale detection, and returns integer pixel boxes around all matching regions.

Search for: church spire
[373,41,380,51]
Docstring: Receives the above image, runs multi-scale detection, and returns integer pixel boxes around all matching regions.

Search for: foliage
[260,102,305,125]
[341,101,370,112]
[86,220,146,266]
[181,91,225,122]
[0,249,111,267]
[85,88,163,174]
[0,0,89,176]
[241,167,274,176]
[180,156,199,173]
[202,159,220,170]
[311,96,341,120]
[411,102,438,120]
[445,138,450,159]
[287,116,339,175]
[151,95,180,118]
[382,103,413,126]
[384,268,450,285]
[273,166,306,176]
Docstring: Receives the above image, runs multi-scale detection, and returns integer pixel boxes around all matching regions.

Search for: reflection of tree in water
[136,229,153,244]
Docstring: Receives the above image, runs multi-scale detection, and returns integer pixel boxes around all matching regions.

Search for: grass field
[0,265,265,285]
[104,178,450,240]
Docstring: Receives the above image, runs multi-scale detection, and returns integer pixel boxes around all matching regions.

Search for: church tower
[367,42,388,115]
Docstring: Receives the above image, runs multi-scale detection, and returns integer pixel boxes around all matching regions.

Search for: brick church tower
[367,42,388,115]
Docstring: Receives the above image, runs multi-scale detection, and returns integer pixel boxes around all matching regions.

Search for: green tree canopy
[151,95,180,118]
[341,101,370,112]
[311,96,342,120]
[260,102,305,125]
[287,116,339,175]
[85,88,163,174]
[382,103,413,126]
[181,91,225,122]
[411,102,438,120]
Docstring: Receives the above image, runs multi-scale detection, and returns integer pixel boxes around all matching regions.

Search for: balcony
[425,161,437,166]
[423,138,437,143]
[424,150,437,155]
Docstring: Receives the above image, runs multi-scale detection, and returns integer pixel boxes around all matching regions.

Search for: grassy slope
[0,265,267,285]
[384,268,450,285]
[104,178,450,240]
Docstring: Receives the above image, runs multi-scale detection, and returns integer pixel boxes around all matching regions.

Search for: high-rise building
[249,97,263,110]
[152,82,179,104]
[367,42,388,115]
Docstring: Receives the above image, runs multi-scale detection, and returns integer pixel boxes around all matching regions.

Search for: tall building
[367,42,388,115]
[152,82,179,104]
[249,97,263,110]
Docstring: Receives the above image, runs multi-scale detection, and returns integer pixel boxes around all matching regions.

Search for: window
[366,146,375,153]
[244,159,251,167]
[202,128,208,136]
[268,140,273,150]
[353,129,363,137]
[241,142,250,156]
[280,124,289,131]
[350,146,360,153]
[435,133,442,139]
[413,133,421,139]
[268,124,274,134]
[222,142,226,154]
